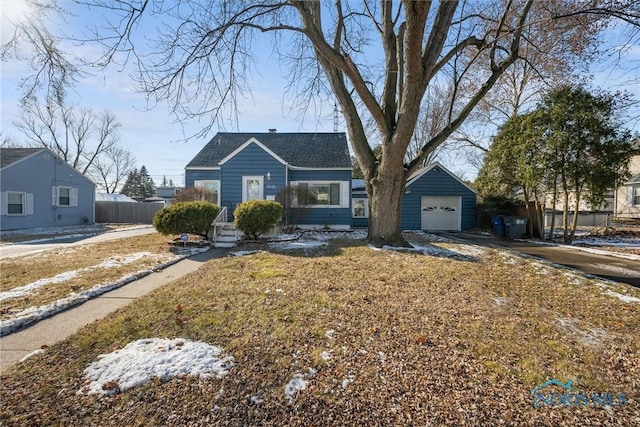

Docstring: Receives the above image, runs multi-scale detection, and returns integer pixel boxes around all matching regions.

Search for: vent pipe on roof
[268,128,277,133]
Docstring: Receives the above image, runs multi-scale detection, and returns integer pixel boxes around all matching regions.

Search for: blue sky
[1,0,638,187]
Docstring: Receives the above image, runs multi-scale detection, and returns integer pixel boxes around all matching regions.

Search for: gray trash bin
[503,216,528,239]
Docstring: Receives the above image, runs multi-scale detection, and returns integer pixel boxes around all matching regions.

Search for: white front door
[242,176,264,202]
[421,196,461,231]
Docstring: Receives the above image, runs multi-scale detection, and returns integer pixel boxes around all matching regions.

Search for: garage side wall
[401,166,476,231]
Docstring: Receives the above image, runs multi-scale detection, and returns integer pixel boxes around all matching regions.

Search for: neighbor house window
[8,192,25,215]
[352,198,369,218]
[194,180,220,205]
[1,191,33,216]
[634,186,640,206]
[52,186,78,207]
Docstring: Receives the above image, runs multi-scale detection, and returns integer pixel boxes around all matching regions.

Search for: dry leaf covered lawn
[0,233,181,315]
[1,236,639,426]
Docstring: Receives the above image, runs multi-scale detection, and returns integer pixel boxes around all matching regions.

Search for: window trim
[52,186,78,207]
[7,191,26,215]
[194,180,221,205]
[633,185,640,206]
[352,197,369,218]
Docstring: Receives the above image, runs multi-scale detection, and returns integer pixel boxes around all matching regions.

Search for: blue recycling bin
[492,216,505,238]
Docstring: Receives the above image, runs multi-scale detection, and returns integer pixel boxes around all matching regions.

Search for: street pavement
[445,232,640,288]
[0,247,227,373]
[0,226,157,259]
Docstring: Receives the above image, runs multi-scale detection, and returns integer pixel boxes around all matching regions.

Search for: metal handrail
[211,206,228,242]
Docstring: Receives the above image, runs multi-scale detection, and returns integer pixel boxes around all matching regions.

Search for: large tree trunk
[367,165,409,248]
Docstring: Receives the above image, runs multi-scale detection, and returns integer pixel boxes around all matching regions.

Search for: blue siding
[185,169,221,187]
[1,151,95,230]
[289,169,352,227]
[185,145,286,217]
[401,167,476,230]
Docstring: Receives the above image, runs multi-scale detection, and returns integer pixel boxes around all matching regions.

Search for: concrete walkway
[0,248,227,373]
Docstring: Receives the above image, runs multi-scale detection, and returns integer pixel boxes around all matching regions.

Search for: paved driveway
[446,233,640,288]
[0,226,157,259]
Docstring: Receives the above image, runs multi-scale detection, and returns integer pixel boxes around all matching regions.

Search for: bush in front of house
[153,201,219,239]
[234,200,283,240]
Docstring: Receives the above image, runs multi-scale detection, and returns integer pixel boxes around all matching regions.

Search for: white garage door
[421,196,461,231]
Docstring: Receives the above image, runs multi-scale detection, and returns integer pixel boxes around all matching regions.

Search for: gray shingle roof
[0,148,44,169]
[186,132,351,169]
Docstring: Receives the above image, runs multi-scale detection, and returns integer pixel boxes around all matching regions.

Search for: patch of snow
[325,330,335,340]
[404,231,455,243]
[602,290,640,303]
[228,250,259,257]
[305,230,367,241]
[321,351,333,362]
[370,243,477,261]
[78,338,234,395]
[556,317,611,347]
[378,351,387,366]
[0,271,80,301]
[492,297,509,306]
[341,373,356,389]
[19,348,45,363]
[284,373,308,402]
[250,396,264,405]
[268,240,328,251]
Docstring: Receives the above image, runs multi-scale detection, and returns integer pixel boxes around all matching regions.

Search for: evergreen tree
[121,168,141,199]
[139,166,156,198]
[161,175,168,187]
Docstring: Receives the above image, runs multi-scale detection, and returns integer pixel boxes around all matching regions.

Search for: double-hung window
[1,191,33,216]
[52,186,78,207]
[634,186,640,206]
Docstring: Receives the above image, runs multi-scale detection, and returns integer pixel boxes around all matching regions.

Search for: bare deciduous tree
[15,97,121,175]
[6,0,639,246]
[89,145,137,193]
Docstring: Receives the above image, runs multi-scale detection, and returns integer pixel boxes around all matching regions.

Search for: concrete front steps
[211,223,243,248]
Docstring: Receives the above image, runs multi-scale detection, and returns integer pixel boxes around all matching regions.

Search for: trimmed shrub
[153,201,219,238]
[234,200,283,240]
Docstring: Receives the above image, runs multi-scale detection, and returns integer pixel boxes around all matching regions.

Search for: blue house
[1,148,96,230]
[185,132,353,229]
[352,162,476,231]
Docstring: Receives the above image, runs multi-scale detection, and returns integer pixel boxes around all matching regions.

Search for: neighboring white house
[1,148,96,230]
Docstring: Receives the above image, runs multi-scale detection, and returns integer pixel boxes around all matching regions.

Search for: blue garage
[352,162,476,231]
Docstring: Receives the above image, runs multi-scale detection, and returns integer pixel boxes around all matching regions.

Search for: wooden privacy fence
[95,201,165,224]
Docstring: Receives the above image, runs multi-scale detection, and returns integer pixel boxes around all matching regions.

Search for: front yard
[1,231,639,425]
